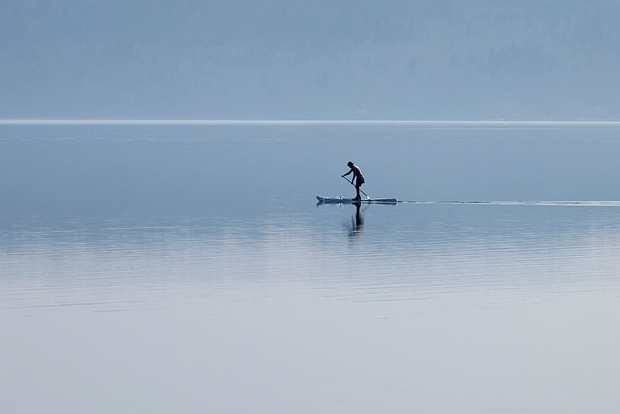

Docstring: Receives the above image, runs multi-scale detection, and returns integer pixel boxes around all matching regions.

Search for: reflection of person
[342,161,365,200]
[353,202,364,231]
[347,203,365,239]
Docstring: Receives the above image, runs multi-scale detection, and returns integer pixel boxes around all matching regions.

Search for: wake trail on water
[397,200,620,206]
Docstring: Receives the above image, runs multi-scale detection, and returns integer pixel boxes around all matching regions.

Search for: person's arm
[342,168,352,177]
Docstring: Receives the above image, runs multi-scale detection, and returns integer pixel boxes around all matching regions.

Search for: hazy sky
[2,0,619,119]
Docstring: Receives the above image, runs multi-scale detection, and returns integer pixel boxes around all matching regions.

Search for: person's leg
[355,184,361,200]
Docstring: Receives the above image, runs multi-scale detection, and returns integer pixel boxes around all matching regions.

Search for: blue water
[2,123,620,413]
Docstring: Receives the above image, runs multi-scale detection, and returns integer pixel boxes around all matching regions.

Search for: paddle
[342,176,370,200]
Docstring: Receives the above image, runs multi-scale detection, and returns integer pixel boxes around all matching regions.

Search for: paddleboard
[317,196,397,204]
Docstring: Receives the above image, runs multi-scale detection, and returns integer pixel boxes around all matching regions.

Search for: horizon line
[1,119,620,126]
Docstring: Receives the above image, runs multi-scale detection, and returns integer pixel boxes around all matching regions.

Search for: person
[342,161,365,200]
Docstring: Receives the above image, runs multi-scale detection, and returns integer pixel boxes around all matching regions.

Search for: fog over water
[2,1,620,120]
[3,122,620,220]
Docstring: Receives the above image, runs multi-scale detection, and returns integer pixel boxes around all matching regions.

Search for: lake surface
[1,122,620,413]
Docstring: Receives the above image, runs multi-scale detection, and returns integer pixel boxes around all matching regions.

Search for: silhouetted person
[342,161,365,200]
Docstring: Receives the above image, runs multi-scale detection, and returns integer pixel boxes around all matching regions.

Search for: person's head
[347,161,354,168]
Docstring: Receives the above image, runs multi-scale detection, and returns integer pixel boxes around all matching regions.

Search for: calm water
[1,123,620,413]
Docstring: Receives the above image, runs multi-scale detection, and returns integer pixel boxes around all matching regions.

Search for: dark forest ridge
[2,1,619,120]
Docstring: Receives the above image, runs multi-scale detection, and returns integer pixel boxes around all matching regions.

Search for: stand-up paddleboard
[317,196,397,204]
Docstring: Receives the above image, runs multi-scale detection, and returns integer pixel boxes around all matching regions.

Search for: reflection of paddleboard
[317,196,398,204]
